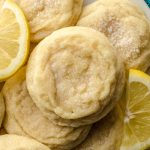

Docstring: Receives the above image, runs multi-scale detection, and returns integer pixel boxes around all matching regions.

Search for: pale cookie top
[27,27,125,127]
[0,93,5,128]
[3,67,91,150]
[0,134,50,150]
[13,0,83,42]
[77,0,150,71]
[74,105,124,150]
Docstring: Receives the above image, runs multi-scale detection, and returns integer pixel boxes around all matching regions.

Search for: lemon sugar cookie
[74,106,123,150]
[77,0,150,71]
[3,67,91,150]
[27,27,125,127]
[13,0,83,42]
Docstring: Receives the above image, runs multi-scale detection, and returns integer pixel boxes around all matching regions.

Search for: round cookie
[13,0,83,42]
[74,105,124,150]
[0,93,5,128]
[26,26,125,127]
[3,67,91,150]
[77,0,150,71]
[0,134,50,150]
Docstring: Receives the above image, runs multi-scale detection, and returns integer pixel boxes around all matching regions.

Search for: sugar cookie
[74,106,123,150]
[3,67,91,150]
[77,0,150,71]
[14,0,83,42]
[27,27,125,127]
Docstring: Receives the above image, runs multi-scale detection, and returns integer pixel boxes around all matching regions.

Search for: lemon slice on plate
[0,0,29,81]
[121,69,150,150]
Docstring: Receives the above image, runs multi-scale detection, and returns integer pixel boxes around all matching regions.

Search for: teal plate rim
[145,0,150,7]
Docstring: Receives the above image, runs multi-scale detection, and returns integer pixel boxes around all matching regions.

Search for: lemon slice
[0,0,29,81]
[121,69,150,150]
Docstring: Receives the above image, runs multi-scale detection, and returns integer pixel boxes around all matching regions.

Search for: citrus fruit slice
[0,0,29,81]
[121,69,150,150]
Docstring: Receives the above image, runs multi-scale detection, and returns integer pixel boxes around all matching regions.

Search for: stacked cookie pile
[0,0,150,150]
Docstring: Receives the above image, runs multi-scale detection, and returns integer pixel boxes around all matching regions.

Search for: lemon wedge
[121,69,150,150]
[0,0,29,81]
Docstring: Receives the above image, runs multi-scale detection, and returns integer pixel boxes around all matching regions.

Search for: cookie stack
[0,0,149,150]
[2,26,125,150]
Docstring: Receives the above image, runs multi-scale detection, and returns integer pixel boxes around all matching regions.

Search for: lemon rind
[129,69,150,91]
